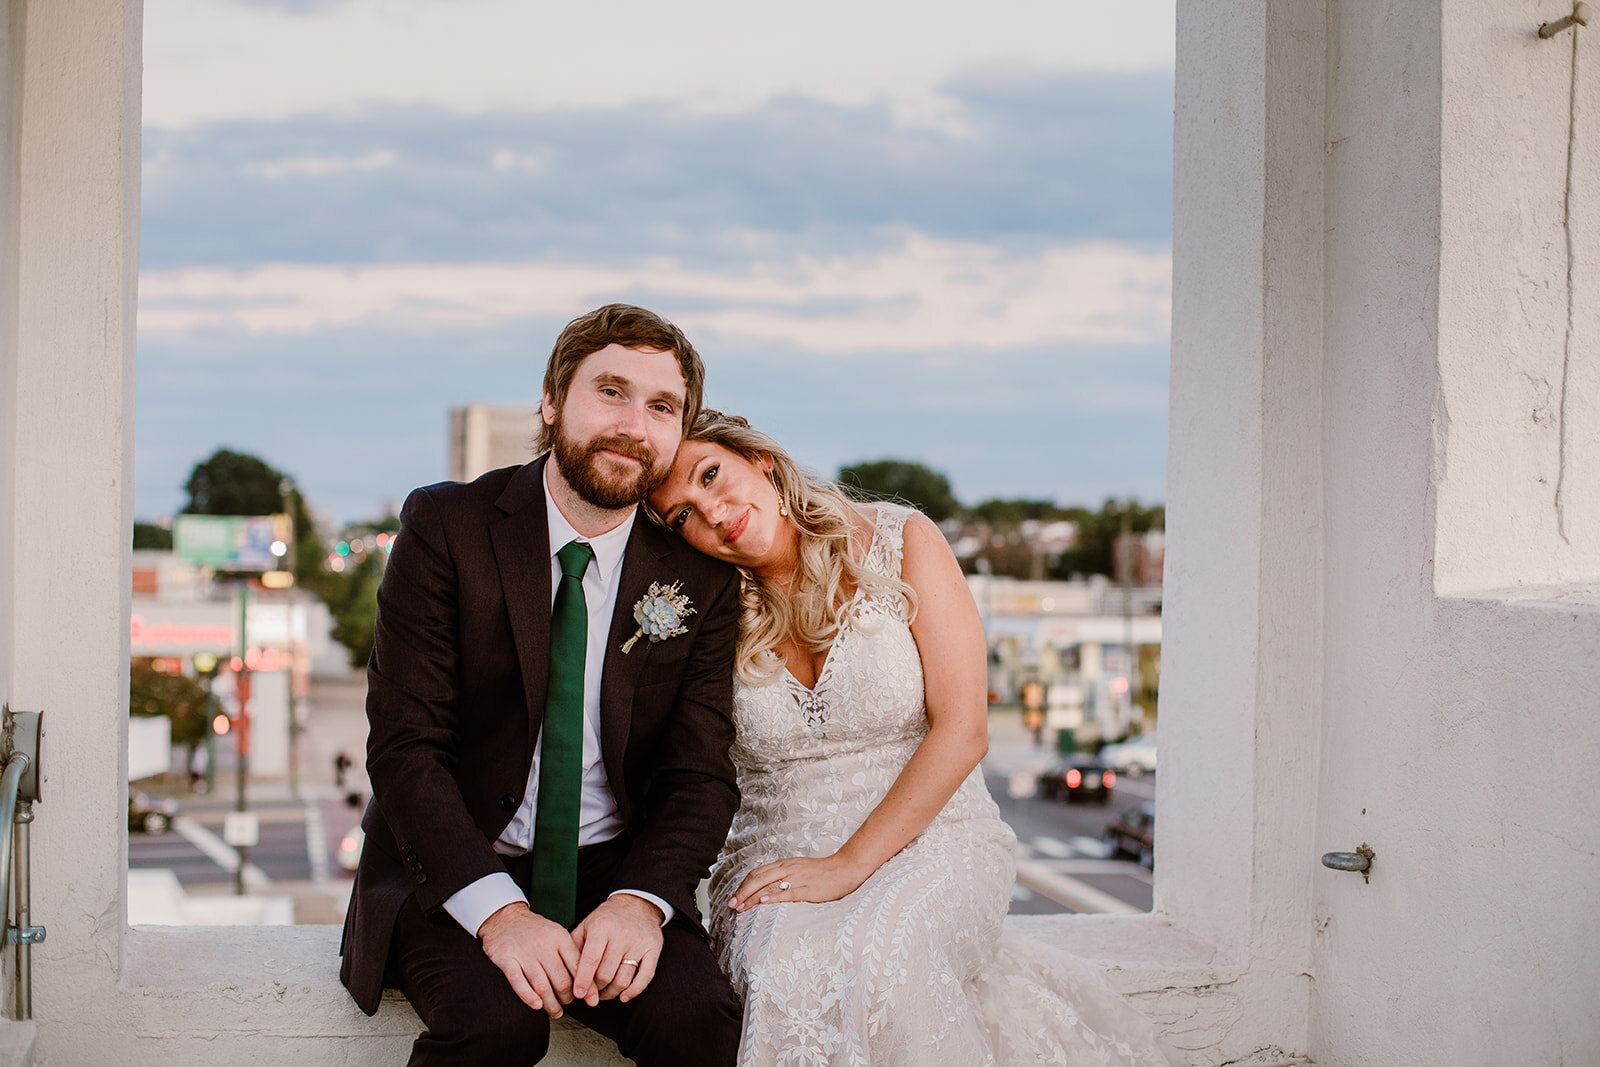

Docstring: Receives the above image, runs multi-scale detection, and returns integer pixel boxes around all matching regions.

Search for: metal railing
[0,708,43,1020]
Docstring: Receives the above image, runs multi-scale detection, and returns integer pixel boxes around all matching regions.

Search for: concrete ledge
[1014,859,1142,915]
[121,926,626,1064]
[1437,580,1600,610]
[91,916,1235,1064]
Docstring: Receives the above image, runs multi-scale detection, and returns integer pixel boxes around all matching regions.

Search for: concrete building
[448,402,541,482]
[0,2,1596,1065]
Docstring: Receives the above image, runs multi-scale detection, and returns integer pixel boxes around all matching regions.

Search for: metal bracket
[4,927,44,947]
[1322,843,1375,884]
[0,708,42,803]
[1540,2,1591,38]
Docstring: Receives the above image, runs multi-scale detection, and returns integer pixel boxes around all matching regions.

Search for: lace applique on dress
[710,503,1175,1066]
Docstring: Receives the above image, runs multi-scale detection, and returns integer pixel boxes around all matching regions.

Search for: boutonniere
[621,581,696,653]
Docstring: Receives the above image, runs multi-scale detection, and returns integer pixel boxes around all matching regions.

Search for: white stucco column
[1160,0,1329,1054]
[5,0,143,1033]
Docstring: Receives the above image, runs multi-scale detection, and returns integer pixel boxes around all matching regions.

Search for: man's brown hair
[536,304,705,453]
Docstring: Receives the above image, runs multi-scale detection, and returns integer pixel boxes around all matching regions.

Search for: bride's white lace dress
[708,505,1176,1066]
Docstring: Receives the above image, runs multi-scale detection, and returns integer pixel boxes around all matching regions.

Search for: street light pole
[233,583,252,895]
[277,477,300,799]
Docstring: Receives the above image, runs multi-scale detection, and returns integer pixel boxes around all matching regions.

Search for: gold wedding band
[778,880,791,890]
[620,959,641,968]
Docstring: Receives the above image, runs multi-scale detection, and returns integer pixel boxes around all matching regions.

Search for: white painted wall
[1434,4,1600,591]
[1169,2,1600,1065]
[1306,3,1600,1064]
[0,0,22,727]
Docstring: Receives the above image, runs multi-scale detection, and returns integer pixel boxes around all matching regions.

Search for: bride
[647,411,1176,1067]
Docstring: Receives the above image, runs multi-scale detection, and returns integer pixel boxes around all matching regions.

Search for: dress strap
[863,503,914,580]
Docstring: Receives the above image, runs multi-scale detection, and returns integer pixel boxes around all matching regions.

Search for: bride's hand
[727,854,871,912]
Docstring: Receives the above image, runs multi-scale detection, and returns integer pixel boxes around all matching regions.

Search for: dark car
[1038,758,1116,804]
[129,789,178,834]
[1103,802,1155,869]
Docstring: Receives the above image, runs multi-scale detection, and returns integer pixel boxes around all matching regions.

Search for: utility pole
[278,478,299,799]
[1120,511,1136,735]
[233,584,252,895]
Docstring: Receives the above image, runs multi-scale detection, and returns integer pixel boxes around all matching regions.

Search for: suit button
[500,793,518,812]
[415,873,427,885]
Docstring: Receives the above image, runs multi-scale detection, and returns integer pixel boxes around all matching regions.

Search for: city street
[979,708,1155,916]
[129,685,1156,920]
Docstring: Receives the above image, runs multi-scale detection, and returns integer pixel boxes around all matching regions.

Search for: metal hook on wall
[1540,2,1591,38]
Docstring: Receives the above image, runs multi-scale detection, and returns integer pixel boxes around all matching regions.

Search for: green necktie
[527,538,594,928]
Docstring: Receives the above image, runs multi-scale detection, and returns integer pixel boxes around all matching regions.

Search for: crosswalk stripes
[304,802,331,883]
[172,815,271,888]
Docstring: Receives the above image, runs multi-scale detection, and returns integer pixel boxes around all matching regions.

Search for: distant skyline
[136,0,1175,523]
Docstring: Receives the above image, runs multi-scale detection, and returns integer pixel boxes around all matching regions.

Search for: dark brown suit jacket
[339,456,741,1015]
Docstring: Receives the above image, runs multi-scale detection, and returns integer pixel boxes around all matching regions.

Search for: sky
[136,0,1176,525]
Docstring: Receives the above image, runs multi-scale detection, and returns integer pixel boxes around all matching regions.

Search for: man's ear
[540,390,557,427]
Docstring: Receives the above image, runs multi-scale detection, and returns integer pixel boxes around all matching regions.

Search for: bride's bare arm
[728,511,990,910]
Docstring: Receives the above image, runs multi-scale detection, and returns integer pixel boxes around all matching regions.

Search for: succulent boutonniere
[621,581,695,653]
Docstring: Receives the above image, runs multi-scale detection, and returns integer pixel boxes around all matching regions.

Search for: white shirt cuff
[609,889,674,926]
[443,872,526,938]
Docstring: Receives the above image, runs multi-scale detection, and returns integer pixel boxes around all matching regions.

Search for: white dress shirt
[443,466,673,936]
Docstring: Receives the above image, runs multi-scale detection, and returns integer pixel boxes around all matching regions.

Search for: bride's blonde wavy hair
[651,410,918,684]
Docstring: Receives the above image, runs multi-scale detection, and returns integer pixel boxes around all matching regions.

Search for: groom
[340,304,743,1066]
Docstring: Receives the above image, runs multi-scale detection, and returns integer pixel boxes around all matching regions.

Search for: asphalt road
[986,769,1155,915]
[129,695,1157,918]
[129,774,1156,916]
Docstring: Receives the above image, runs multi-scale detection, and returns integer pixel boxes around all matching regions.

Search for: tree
[184,449,289,516]
[325,515,401,668]
[327,548,386,668]
[182,448,330,594]
[837,459,960,522]
[1050,498,1165,579]
[133,522,173,550]
[129,663,212,749]
[967,498,1072,526]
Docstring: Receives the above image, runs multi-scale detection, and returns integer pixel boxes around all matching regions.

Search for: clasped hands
[479,894,664,1018]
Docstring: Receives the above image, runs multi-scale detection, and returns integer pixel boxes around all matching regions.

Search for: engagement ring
[778,881,790,890]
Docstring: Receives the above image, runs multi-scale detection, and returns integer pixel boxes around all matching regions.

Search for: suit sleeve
[611,565,742,921]
[364,486,507,913]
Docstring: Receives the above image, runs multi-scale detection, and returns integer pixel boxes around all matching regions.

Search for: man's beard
[551,419,671,510]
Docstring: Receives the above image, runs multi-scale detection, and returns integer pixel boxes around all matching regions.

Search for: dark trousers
[385,836,741,1067]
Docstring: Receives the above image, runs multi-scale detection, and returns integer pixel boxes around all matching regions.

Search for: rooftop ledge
[1437,579,1600,611]
[112,914,1233,1062]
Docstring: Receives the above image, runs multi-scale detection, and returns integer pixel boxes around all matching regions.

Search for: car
[1037,758,1116,803]
[335,825,365,873]
[1098,733,1158,777]
[128,789,178,834]
[1103,802,1156,869]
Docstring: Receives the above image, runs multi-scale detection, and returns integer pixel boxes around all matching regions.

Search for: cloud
[145,0,1175,129]
[140,71,1172,269]
[243,148,398,179]
[138,234,1170,351]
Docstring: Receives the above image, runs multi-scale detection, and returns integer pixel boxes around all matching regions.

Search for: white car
[1098,734,1158,776]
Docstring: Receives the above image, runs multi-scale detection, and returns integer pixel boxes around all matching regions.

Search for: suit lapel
[599,518,675,803]
[489,457,554,761]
